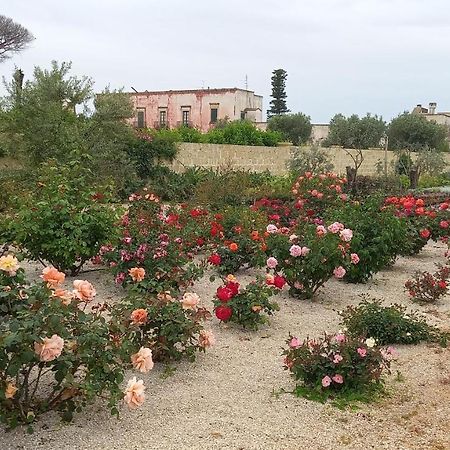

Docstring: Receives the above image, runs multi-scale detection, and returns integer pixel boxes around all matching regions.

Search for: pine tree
[267,69,290,118]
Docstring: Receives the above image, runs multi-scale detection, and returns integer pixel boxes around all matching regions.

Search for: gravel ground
[1,242,449,450]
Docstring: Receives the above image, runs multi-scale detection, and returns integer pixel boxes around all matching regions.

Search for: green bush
[340,299,448,346]
[267,113,312,145]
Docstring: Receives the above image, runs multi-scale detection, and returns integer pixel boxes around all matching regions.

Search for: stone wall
[169,143,450,176]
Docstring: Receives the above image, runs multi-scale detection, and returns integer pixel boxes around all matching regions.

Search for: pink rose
[73,280,96,302]
[266,257,278,269]
[131,347,154,373]
[334,333,346,343]
[333,266,346,279]
[34,334,64,362]
[124,377,145,409]
[294,281,304,290]
[316,225,327,236]
[199,330,215,348]
[328,222,344,234]
[266,224,278,234]
[340,228,353,242]
[332,374,344,384]
[333,353,343,364]
[181,292,200,310]
[322,376,332,387]
[351,253,360,264]
[301,246,310,256]
[289,337,301,348]
[340,194,347,201]
[357,347,367,358]
[289,245,303,257]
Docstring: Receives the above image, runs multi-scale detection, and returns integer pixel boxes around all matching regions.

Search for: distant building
[129,88,263,132]
[412,102,450,135]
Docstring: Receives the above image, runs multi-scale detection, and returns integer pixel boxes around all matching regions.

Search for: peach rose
[41,267,65,287]
[0,255,20,276]
[198,330,215,348]
[131,347,154,373]
[52,288,74,306]
[129,267,146,282]
[157,291,175,302]
[73,280,96,302]
[130,308,148,325]
[124,377,145,409]
[5,381,18,399]
[34,334,64,362]
[180,292,200,310]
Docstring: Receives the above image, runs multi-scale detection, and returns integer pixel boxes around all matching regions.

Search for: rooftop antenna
[201,80,205,89]
[131,86,138,93]
[245,74,248,90]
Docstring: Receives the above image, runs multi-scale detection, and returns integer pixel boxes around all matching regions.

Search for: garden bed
[1,242,449,450]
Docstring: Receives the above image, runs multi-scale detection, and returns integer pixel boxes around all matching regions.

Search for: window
[137,108,146,128]
[159,110,167,126]
[210,107,218,123]
[182,109,190,126]
[240,111,246,121]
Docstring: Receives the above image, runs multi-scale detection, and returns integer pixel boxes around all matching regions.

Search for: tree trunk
[346,166,357,192]
[409,168,419,190]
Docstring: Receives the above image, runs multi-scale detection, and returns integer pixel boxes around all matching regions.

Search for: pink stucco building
[129,87,263,132]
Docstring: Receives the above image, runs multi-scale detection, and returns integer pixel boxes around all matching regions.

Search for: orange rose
[5,382,18,399]
[34,334,64,362]
[229,243,238,252]
[131,347,154,373]
[73,280,96,302]
[251,231,260,241]
[261,243,268,252]
[52,288,73,305]
[129,267,145,282]
[130,308,148,325]
[252,305,262,313]
[124,377,145,409]
[41,267,65,287]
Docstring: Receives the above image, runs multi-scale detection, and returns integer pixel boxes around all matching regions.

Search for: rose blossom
[0,255,20,276]
[322,376,332,387]
[357,347,367,357]
[289,337,301,348]
[334,333,346,343]
[332,374,344,384]
[289,234,298,242]
[131,347,154,373]
[73,280,96,302]
[41,267,65,287]
[294,281,303,290]
[266,274,275,285]
[316,225,327,236]
[34,334,64,362]
[328,222,344,234]
[5,381,18,399]
[351,253,360,264]
[266,224,278,234]
[199,330,215,348]
[365,337,376,348]
[333,354,343,364]
[131,308,148,325]
[129,267,145,282]
[115,272,126,284]
[333,266,346,279]
[52,288,74,306]
[339,228,353,242]
[301,246,310,256]
[266,257,278,269]
[289,245,303,257]
[181,292,200,310]
[124,377,145,409]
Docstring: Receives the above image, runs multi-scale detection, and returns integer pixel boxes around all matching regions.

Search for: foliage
[267,69,290,118]
[267,113,312,145]
[323,113,386,149]
[213,276,280,330]
[266,221,353,299]
[347,175,405,198]
[4,160,119,274]
[0,15,34,62]
[288,145,334,175]
[206,120,281,146]
[340,299,448,346]
[283,332,392,404]
[405,265,450,304]
[388,113,449,152]
[111,290,213,362]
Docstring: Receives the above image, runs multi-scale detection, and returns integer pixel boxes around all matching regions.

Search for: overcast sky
[2,0,450,123]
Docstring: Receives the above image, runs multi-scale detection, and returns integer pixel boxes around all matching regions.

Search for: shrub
[266,221,354,299]
[282,332,393,404]
[4,160,119,275]
[213,276,281,330]
[405,266,450,304]
[111,289,213,362]
[340,299,448,346]
[0,264,142,429]
[267,113,312,145]
[288,145,334,176]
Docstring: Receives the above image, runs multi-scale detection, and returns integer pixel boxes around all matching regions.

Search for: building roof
[128,87,262,97]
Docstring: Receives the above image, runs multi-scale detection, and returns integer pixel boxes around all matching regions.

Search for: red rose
[439,203,449,210]
[415,207,425,216]
[216,286,233,302]
[438,280,447,289]
[415,199,425,207]
[273,275,286,289]
[225,282,240,296]
[196,238,205,247]
[440,221,449,229]
[208,253,221,265]
[420,229,431,239]
[215,305,232,321]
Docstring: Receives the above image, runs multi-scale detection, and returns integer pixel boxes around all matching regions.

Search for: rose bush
[405,265,450,304]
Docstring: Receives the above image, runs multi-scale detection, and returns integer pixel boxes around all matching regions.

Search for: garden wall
[169,143,450,176]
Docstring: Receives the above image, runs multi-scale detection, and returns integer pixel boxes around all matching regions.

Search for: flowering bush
[340,299,448,346]
[405,265,450,303]
[0,263,146,429]
[266,222,354,299]
[111,289,214,362]
[283,332,393,404]
[99,191,204,295]
[291,172,348,221]
[213,276,281,330]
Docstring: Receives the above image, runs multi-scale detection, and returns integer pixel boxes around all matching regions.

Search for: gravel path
[1,242,449,450]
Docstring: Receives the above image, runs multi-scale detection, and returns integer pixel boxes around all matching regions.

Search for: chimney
[429,102,437,114]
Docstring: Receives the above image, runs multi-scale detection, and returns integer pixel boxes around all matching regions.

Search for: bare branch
[0,15,34,62]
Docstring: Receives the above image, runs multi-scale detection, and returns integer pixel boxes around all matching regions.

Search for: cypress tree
[267,69,290,118]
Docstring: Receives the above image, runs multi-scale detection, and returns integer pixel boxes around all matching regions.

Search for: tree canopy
[267,112,312,145]
[0,15,34,62]
[267,69,289,118]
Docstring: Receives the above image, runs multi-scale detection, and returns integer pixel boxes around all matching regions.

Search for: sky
[2,0,450,123]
